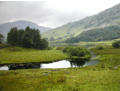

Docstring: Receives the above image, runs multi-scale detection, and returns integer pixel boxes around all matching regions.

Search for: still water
[0,59,99,70]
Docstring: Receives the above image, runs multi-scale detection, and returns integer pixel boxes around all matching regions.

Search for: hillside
[0,20,51,37]
[65,25,120,42]
[43,3,120,41]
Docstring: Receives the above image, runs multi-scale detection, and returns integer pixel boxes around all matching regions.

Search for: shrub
[96,46,104,50]
[62,46,72,53]
[63,46,90,59]
[112,41,120,48]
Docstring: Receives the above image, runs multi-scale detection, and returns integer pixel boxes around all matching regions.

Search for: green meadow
[0,47,69,64]
[0,68,119,91]
[0,45,120,91]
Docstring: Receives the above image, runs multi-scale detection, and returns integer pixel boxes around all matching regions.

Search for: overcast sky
[0,0,120,28]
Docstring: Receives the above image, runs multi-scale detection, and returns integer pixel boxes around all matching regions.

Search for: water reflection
[0,66,9,70]
[41,60,71,68]
[70,60,85,67]
[0,59,99,70]
[9,63,41,70]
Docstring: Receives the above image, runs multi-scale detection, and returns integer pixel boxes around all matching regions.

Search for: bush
[112,41,120,48]
[63,46,90,59]
[62,46,72,53]
[96,46,104,50]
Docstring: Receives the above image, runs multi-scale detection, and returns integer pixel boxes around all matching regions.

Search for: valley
[0,1,120,91]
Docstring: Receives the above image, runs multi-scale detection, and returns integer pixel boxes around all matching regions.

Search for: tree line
[0,26,48,49]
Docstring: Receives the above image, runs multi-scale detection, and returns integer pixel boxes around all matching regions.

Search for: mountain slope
[66,25,120,42]
[43,3,120,41]
[0,20,51,37]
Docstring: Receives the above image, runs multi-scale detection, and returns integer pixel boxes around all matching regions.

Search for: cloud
[0,2,52,24]
[0,1,89,28]
[0,1,119,28]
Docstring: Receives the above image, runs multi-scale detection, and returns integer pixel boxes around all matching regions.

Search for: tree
[7,27,18,46]
[17,29,24,46]
[22,27,42,48]
[32,29,42,49]
[7,26,49,49]
[40,38,49,49]
[0,33,4,44]
[22,26,33,48]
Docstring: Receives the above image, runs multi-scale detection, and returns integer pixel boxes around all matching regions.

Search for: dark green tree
[32,29,41,49]
[7,27,18,46]
[22,26,33,48]
[7,26,49,49]
[17,29,24,46]
[0,33,4,44]
[40,38,49,49]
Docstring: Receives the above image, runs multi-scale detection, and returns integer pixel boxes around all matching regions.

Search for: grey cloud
[0,1,88,27]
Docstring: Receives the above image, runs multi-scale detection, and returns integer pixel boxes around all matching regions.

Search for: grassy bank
[0,47,69,64]
[92,47,120,68]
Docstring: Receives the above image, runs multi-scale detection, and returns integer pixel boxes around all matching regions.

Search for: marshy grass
[0,47,69,64]
[92,46,120,69]
[0,68,120,91]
